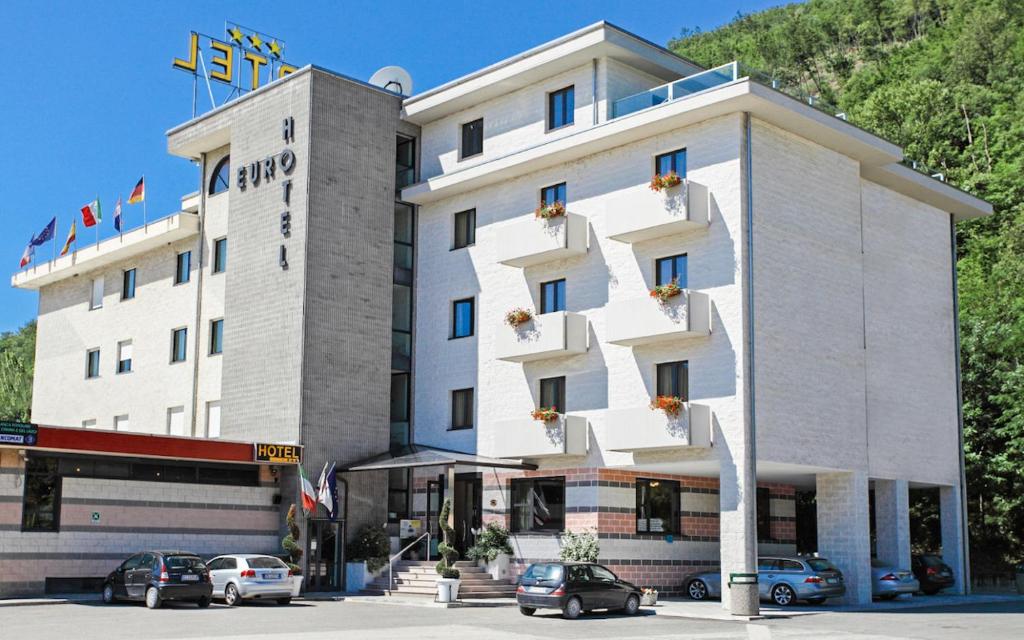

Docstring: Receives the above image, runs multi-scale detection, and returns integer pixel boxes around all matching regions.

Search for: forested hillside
[672,0,1024,576]
[0,320,34,422]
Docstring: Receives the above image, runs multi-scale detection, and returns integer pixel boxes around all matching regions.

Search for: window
[21,457,61,532]
[636,478,679,534]
[548,86,575,130]
[451,388,474,430]
[511,477,565,532]
[171,328,188,363]
[453,209,476,250]
[388,468,410,522]
[451,298,474,339]
[540,279,566,314]
[209,156,230,195]
[167,406,186,436]
[175,251,191,285]
[390,373,410,449]
[213,237,227,274]
[122,269,136,300]
[85,349,100,379]
[655,148,687,177]
[206,401,221,438]
[209,319,224,355]
[82,419,96,429]
[396,136,416,189]
[540,182,566,208]
[89,277,104,310]
[589,565,618,583]
[461,118,483,159]
[114,414,130,431]
[539,376,566,413]
[394,202,414,270]
[655,254,688,288]
[757,487,772,542]
[116,341,132,374]
[656,361,688,400]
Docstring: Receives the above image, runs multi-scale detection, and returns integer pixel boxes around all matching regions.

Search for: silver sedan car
[871,560,919,599]
[207,554,295,605]
[684,556,846,606]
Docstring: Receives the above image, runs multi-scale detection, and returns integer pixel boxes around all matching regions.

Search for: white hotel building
[6,23,990,606]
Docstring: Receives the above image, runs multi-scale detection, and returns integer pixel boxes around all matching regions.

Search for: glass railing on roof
[610,62,740,119]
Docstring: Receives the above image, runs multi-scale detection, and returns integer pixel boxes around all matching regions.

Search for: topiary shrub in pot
[435,498,462,602]
[281,504,304,595]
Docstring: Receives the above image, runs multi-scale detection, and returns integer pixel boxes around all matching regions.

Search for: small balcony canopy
[339,444,537,472]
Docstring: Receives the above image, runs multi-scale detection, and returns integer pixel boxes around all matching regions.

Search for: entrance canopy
[340,444,537,472]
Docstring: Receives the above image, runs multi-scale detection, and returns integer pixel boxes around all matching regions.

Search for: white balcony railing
[487,414,588,459]
[495,311,588,362]
[606,180,709,243]
[606,291,711,346]
[604,404,712,452]
[495,212,588,268]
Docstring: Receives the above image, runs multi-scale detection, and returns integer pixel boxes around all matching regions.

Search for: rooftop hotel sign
[173,22,299,114]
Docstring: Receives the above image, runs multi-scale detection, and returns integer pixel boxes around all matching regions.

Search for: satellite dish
[369,66,413,96]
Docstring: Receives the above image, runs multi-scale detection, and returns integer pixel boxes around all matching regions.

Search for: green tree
[0,320,35,422]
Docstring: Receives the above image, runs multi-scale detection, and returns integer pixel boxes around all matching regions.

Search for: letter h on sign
[283,117,294,143]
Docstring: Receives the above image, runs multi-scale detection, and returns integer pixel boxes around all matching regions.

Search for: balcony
[495,212,588,268]
[606,291,711,346]
[488,414,588,459]
[606,180,710,243]
[611,63,740,119]
[495,311,588,362]
[604,404,712,452]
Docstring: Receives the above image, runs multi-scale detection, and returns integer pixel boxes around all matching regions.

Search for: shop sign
[0,421,38,446]
[254,442,301,464]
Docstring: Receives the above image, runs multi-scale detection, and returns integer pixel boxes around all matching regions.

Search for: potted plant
[530,406,559,422]
[641,587,659,606]
[281,504,305,596]
[558,529,599,563]
[649,171,683,192]
[345,523,390,592]
[534,200,566,219]
[465,522,514,581]
[505,308,533,328]
[649,395,685,417]
[435,498,461,602]
[649,279,683,303]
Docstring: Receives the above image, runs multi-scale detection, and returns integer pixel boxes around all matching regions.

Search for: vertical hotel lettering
[236,117,296,268]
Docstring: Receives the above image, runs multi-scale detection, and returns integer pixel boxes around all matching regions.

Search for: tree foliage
[672,0,1024,575]
[0,320,35,422]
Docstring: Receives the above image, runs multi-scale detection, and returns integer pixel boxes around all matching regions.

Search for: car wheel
[806,597,827,605]
[145,587,161,609]
[196,596,211,608]
[771,584,795,607]
[623,594,640,615]
[277,598,292,606]
[519,606,536,616]
[688,579,709,601]
[562,597,582,620]
[879,593,897,601]
[102,583,115,604]
[922,588,940,596]
[224,583,241,606]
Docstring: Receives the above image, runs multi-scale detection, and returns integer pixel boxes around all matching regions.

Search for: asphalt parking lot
[0,597,1021,639]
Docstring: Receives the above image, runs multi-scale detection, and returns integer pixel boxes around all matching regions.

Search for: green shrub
[348,523,390,573]
[466,522,513,563]
[281,504,303,574]
[435,499,460,579]
[558,529,599,563]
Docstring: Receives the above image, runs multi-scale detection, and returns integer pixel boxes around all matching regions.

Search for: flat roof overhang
[0,424,286,466]
[401,79,991,221]
[402,21,703,125]
[340,444,537,472]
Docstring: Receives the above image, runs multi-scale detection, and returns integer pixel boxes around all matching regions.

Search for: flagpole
[143,175,148,231]
[52,217,57,264]
[95,195,100,249]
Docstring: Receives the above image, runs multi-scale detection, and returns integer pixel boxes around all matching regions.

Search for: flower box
[505,308,533,328]
[531,407,560,422]
[649,395,684,416]
[649,172,682,192]
[534,201,566,219]
[649,280,683,303]
[641,588,659,606]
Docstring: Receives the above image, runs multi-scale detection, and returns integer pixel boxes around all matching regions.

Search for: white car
[207,554,295,605]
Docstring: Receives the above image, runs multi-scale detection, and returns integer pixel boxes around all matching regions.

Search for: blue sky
[0,0,786,333]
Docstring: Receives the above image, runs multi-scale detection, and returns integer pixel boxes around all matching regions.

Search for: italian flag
[81,198,101,227]
[299,464,317,514]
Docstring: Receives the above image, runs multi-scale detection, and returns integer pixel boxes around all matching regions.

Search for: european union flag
[30,217,56,246]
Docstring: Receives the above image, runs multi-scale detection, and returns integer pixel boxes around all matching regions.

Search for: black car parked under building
[102,551,213,609]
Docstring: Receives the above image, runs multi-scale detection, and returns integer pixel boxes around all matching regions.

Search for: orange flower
[649,171,683,192]
[531,407,559,422]
[534,201,566,219]
[505,308,534,328]
[649,395,684,416]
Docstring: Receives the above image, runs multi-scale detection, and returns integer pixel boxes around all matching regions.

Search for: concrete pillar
[874,479,911,569]
[940,485,968,594]
[816,471,872,604]
[719,446,758,614]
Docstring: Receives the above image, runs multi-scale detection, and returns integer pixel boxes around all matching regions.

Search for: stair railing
[386,530,431,596]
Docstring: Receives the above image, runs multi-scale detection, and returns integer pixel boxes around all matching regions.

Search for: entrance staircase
[363,560,516,599]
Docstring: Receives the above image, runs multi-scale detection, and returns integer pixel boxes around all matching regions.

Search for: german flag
[128,177,145,204]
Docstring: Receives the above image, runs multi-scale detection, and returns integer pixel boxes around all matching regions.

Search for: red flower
[531,407,559,422]
[649,172,683,192]
[649,396,684,416]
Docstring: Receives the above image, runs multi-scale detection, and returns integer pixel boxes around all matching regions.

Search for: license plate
[826,577,838,584]
[181,574,199,582]
[264,573,281,580]
[527,586,547,593]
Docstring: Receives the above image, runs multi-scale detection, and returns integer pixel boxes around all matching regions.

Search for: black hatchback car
[515,561,642,619]
[102,551,213,609]
[912,554,956,595]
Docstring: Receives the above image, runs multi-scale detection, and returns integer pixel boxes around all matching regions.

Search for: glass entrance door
[453,474,482,556]
[306,518,344,592]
